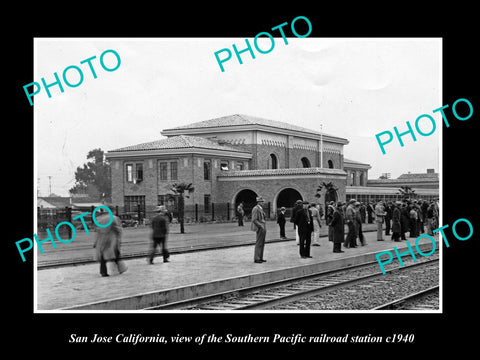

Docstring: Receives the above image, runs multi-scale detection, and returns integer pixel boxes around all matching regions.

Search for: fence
[37,202,278,231]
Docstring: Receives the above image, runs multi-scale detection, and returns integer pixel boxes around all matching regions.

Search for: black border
[7,5,479,355]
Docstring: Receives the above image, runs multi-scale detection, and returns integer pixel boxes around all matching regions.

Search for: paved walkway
[37,221,379,266]
[36,229,439,311]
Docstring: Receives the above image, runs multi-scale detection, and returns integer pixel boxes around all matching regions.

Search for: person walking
[237,202,245,226]
[375,201,386,241]
[294,200,314,258]
[345,199,357,248]
[93,208,127,277]
[251,196,267,263]
[148,205,170,264]
[330,201,345,253]
[400,203,409,240]
[277,207,287,239]
[310,203,322,246]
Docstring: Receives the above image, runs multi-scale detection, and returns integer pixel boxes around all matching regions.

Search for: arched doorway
[234,189,258,218]
[270,153,278,169]
[276,188,303,217]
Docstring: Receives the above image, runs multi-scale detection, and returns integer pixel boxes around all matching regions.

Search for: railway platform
[36,229,439,311]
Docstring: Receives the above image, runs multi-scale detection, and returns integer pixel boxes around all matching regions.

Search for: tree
[70,148,111,202]
[170,182,194,234]
[398,186,415,201]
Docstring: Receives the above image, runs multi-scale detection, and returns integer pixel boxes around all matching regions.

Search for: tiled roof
[218,167,346,177]
[397,172,438,179]
[109,135,248,153]
[163,114,341,139]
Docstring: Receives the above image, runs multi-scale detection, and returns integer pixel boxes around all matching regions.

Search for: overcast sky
[35,38,441,197]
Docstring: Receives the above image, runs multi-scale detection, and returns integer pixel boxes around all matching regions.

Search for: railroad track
[372,286,439,310]
[150,252,439,311]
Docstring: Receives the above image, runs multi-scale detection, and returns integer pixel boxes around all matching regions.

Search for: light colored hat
[256,196,265,202]
[280,207,286,211]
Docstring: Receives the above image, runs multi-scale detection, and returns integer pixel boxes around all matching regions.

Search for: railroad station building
[106,114,437,220]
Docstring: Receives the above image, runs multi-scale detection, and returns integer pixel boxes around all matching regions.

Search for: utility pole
[48,176,52,196]
[320,124,324,168]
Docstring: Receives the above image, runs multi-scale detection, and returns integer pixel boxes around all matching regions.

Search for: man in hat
[290,199,303,245]
[330,201,345,253]
[375,201,387,241]
[355,201,366,246]
[345,199,357,248]
[326,201,335,242]
[277,206,287,239]
[251,196,267,263]
[294,200,314,258]
[148,205,170,264]
[391,201,402,242]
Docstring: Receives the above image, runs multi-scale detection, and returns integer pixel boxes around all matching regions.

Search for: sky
[34,38,441,197]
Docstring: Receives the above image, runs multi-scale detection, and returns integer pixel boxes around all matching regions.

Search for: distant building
[346,169,439,203]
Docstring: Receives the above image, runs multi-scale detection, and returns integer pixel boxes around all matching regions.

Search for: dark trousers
[357,221,365,245]
[238,214,244,226]
[385,218,391,235]
[333,242,342,252]
[254,227,266,261]
[279,222,286,238]
[100,248,120,276]
[149,237,169,263]
[299,231,312,257]
[345,221,357,247]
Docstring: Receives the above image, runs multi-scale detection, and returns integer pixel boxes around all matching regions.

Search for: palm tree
[398,186,415,201]
[315,182,338,208]
[170,182,194,234]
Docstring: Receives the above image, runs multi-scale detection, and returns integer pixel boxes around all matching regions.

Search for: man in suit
[294,200,314,258]
[277,206,287,239]
[251,196,267,263]
[330,201,345,253]
[148,205,170,264]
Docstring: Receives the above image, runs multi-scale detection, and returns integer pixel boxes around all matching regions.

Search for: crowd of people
[250,196,439,263]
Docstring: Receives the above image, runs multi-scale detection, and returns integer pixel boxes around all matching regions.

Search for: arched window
[301,157,311,168]
[270,154,278,169]
[328,160,334,169]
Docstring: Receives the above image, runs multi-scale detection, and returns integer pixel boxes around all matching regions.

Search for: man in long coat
[94,208,126,277]
[345,199,357,248]
[330,202,345,253]
[391,202,402,242]
[251,196,267,263]
[294,200,314,258]
[325,201,335,242]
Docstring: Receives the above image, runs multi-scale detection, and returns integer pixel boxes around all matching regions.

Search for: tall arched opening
[275,188,303,217]
[234,189,259,217]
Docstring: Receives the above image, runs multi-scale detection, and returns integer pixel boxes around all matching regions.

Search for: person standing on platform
[391,201,402,242]
[277,207,287,239]
[326,201,335,243]
[367,202,374,223]
[375,201,386,241]
[384,202,392,236]
[360,202,366,224]
[294,200,314,258]
[148,205,170,264]
[330,201,345,253]
[94,208,127,277]
[237,202,245,226]
[290,199,303,245]
[345,199,357,248]
[400,203,409,240]
[251,196,267,263]
[310,203,322,246]
[425,202,435,235]
[409,205,419,238]
[355,201,366,246]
